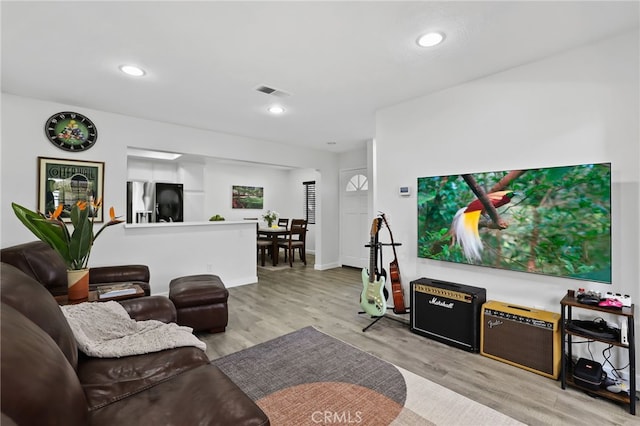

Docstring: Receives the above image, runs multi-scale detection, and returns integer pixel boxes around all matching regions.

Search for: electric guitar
[360,218,387,317]
[381,213,407,314]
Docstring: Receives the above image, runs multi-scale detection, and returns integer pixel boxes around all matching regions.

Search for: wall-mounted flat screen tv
[417,163,611,284]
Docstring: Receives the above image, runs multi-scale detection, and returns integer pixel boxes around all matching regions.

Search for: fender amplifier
[410,278,486,352]
[480,301,561,379]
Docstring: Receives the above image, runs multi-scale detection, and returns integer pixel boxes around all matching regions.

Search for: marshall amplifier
[480,301,561,379]
[410,278,486,352]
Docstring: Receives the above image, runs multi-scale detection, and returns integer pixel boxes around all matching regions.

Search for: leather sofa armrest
[118,296,177,323]
[89,265,150,284]
[89,265,151,295]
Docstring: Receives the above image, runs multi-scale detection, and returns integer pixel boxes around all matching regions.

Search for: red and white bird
[450,191,514,262]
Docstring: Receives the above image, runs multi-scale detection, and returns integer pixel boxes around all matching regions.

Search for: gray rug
[213,326,524,426]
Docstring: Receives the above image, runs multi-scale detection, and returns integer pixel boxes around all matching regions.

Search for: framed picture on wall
[38,157,105,223]
[232,185,263,209]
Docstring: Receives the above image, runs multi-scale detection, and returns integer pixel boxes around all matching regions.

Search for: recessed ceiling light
[417,32,445,47]
[119,65,146,77]
[327,141,337,145]
[268,105,285,114]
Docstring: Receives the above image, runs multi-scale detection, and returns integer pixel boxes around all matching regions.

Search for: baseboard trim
[314,262,341,271]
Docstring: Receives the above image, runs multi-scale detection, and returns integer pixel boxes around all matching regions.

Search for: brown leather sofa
[1,241,152,297]
[0,261,269,425]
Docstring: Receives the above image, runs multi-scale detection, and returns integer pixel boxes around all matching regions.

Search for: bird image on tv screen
[417,163,611,284]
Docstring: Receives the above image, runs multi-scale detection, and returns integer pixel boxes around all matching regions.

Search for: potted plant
[11,199,124,300]
[262,210,279,228]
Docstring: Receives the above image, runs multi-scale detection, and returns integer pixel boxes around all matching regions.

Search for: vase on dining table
[266,219,273,228]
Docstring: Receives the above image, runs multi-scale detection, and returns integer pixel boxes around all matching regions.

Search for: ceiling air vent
[255,85,290,98]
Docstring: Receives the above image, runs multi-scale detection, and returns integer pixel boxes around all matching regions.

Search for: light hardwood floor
[199,257,637,425]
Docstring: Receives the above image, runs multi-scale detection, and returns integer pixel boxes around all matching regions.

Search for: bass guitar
[381,213,407,314]
[360,217,387,317]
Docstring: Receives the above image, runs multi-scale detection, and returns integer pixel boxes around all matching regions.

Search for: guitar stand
[360,237,408,332]
[360,218,408,332]
[358,308,408,332]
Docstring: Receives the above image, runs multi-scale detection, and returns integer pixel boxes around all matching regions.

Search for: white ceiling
[2,1,638,153]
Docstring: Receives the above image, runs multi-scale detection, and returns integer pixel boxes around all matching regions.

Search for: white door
[340,169,370,268]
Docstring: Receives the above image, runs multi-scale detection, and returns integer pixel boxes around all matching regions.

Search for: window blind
[303,181,316,224]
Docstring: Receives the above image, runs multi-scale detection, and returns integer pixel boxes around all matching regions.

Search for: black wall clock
[45,111,98,151]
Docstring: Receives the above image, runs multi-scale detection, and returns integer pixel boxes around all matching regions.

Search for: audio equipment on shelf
[410,278,486,352]
[565,318,620,341]
[560,292,636,415]
[572,358,605,391]
[481,301,561,379]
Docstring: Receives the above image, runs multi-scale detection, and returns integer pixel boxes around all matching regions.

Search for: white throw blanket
[61,301,206,357]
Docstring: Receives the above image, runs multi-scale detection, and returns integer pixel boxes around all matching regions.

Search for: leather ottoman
[169,274,229,333]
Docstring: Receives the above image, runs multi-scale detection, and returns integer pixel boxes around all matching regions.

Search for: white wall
[202,161,292,222]
[202,160,319,253]
[339,143,367,170]
[376,31,638,364]
[1,94,342,294]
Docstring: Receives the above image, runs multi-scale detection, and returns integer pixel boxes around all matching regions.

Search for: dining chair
[277,219,307,267]
[255,223,273,265]
[276,218,289,242]
[257,239,272,266]
[277,218,289,229]
[252,221,271,243]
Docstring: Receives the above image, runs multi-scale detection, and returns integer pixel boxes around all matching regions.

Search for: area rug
[257,261,290,272]
[212,326,524,426]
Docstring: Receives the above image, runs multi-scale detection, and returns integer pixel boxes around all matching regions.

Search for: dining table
[257,226,288,266]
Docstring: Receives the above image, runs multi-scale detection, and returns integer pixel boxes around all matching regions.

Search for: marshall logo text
[428,297,454,309]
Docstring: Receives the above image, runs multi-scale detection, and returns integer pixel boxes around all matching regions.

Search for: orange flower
[76,201,88,210]
[50,204,64,220]
[93,197,103,210]
[109,206,117,221]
